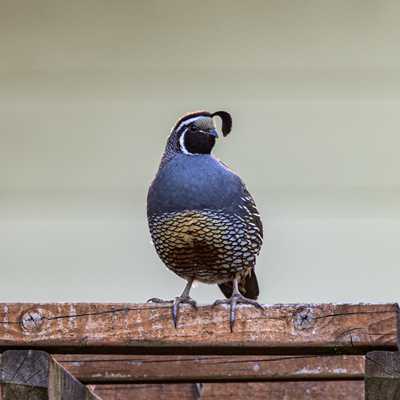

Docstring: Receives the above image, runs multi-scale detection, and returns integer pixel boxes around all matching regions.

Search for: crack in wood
[57,355,333,365]
[9,352,29,382]
[315,311,396,320]
[366,354,400,376]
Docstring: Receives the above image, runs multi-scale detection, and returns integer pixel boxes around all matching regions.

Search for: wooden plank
[365,351,400,400]
[48,356,102,399]
[55,354,365,382]
[0,350,102,399]
[0,303,398,354]
[90,381,365,400]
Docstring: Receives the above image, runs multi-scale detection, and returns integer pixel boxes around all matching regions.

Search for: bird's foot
[172,295,197,328]
[147,296,197,327]
[213,293,264,332]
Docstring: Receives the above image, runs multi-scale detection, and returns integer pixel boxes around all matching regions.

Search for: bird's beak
[208,128,219,138]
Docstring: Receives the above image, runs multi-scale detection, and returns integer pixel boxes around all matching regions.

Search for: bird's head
[167,110,232,155]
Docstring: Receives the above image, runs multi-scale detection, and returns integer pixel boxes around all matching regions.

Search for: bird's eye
[191,125,199,131]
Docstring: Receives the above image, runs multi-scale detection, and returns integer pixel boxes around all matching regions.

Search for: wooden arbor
[0,303,399,399]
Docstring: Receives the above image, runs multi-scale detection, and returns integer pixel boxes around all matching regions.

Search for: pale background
[1,1,399,303]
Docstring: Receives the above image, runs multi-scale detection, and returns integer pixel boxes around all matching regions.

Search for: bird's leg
[147,278,197,328]
[171,278,197,328]
[213,277,264,332]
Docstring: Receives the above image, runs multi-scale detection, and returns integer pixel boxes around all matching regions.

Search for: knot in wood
[21,310,44,332]
[293,308,316,330]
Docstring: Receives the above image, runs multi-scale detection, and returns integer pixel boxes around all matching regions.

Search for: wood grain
[0,303,398,354]
[0,350,101,399]
[365,351,400,400]
[90,381,365,400]
[0,384,47,400]
[55,354,365,383]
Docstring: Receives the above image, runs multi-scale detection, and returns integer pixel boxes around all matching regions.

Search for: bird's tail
[218,270,259,300]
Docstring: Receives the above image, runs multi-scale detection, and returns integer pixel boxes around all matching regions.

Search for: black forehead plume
[212,111,232,136]
[173,110,232,136]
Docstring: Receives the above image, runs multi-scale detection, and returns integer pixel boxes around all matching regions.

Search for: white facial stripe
[178,128,192,155]
[176,115,218,156]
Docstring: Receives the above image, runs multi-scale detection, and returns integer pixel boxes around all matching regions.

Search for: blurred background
[1,1,400,303]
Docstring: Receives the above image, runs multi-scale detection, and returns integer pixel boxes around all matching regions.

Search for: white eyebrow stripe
[173,115,216,133]
[172,116,201,133]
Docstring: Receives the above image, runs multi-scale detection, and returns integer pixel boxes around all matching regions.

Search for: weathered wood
[0,350,50,399]
[48,356,101,399]
[0,350,49,387]
[0,350,101,399]
[55,354,365,382]
[0,384,47,400]
[0,303,398,354]
[90,381,365,400]
[365,351,400,400]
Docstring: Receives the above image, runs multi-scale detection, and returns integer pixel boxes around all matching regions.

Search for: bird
[147,110,263,331]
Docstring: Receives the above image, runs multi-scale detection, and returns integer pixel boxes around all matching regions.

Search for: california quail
[147,111,263,330]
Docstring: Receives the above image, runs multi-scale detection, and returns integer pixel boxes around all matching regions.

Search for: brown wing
[218,185,263,299]
[241,186,263,242]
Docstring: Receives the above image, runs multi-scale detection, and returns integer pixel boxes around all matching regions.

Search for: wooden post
[0,350,101,400]
[365,351,400,400]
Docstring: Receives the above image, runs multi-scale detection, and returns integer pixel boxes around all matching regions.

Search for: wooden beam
[0,350,101,399]
[365,351,400,400]
[55,354,365,383]
[0,303,398,354]
[89,381,365,400]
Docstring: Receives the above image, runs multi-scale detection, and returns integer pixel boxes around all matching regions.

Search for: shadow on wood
[366,351,400,400]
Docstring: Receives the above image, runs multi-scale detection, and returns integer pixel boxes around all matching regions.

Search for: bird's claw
[146,297,174,304]
[172,296,197,328]
[213,294,264,332]
[193,382,204,400]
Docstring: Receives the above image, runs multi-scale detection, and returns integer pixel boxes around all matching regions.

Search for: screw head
[20,310,44,332]
[293,308,316,330]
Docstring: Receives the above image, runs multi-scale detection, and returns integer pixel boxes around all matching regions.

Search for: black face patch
[183,128,216,154]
